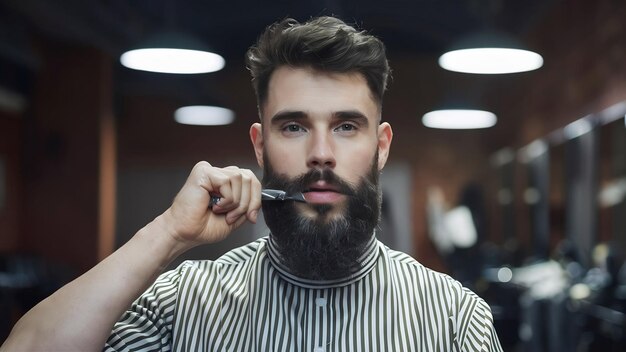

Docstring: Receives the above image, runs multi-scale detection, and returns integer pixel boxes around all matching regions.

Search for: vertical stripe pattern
[104,237,503,351]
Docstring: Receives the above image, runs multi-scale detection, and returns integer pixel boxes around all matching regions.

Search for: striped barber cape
[104,236,503,351]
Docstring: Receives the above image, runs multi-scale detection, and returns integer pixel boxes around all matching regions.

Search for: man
[1,16,502,351]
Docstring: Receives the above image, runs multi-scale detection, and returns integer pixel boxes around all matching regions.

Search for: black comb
[209,189,305,207]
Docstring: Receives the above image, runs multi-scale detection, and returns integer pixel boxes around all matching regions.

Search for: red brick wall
[19,43,114,273]
[488,0,626,147]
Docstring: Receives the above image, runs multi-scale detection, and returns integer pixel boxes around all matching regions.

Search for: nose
[306,131,336,169]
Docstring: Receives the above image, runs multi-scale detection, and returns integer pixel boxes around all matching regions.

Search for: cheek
[334,144,377,182]
[265,141,305,175]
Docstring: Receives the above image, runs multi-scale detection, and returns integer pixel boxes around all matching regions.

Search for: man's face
[249,66,393,280]
[251,66,392,219]
[260,154,381,280]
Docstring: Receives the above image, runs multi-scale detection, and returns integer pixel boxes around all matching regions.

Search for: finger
[226,170,252,224]
[213,171,243,220]
[177,161,216,207]
[225,168,242,212]
[247,171,262,223]
[228,212,248,230]
[193,164,233,214]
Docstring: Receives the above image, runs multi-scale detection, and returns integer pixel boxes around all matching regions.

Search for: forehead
[261,66,379,123]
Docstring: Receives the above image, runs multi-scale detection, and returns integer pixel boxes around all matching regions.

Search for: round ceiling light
[439,48,543,74]
[121,48,224,74]
[174,106,234,126]
[120,31,225,74]
[439,31,543,74]
[422,109,497,129]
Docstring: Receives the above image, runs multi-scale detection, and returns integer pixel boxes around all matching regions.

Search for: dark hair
[246,16,391,111]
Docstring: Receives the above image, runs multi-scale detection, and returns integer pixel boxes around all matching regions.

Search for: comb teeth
[286,192,306,203]
[261,189,306,203]
[209,189,306,208]
[261,189,285,200]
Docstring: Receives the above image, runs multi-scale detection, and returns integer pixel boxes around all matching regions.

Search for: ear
[376,122,393,170]
[250,123,264,168]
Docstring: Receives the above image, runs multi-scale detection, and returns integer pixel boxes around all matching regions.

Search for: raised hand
[161,162,262,247]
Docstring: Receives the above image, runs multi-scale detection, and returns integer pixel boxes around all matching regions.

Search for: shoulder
[380,243,501,350]
[170,237,268,278]
[215,237,268,265]
[381,242,483,306]
[382,244,458,286]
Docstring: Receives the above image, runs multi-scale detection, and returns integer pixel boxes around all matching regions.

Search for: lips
[302,182,344,204]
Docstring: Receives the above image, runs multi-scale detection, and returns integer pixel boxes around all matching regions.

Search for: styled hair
[245,16,391,111]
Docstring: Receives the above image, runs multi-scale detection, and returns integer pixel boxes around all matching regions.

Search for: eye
[281,123,306,134]
[335,123,358,132]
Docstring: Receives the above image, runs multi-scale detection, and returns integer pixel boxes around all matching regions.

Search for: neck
[266,233,379,288]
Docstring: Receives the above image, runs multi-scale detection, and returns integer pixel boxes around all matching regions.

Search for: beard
[261,152,382,281]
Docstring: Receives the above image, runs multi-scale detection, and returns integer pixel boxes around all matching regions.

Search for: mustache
[264,168,358,197]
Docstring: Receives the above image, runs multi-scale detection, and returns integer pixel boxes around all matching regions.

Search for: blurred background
[1,0,625,350]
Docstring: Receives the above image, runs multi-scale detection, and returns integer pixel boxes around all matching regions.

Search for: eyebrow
[270,109,370,127]
[270,110,307,123]
[333,110,369,127]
